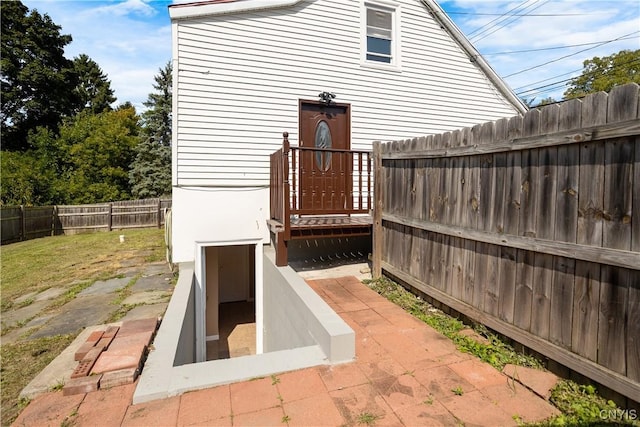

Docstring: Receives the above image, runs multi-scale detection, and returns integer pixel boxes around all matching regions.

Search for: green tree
[564,49,640,99]
[1,151,41,205]
[0,1,78,151]
[0,126,69,205]
[72,54,116,114]
[129,62,172,198]
[536,97,556,107]
[58,107,141,204]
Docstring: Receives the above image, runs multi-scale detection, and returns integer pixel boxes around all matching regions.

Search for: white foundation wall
[172,187,270,263]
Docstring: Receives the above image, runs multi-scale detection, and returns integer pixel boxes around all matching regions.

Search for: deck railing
[270,132,372,227]
[269,133,292,235]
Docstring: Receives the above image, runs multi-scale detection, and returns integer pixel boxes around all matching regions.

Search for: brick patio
[12,276,559,426]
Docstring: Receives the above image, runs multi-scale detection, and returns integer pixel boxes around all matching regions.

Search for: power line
[472,0,551,43]
[516,79,572,96]
[447,11,593,17]
[502,30,640,78]
[513,68,583,91]
[482,35,639,56]
[466,0,536,37]
[468,0,540,39]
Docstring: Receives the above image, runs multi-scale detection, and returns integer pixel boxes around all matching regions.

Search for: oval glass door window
[315,120,332,171]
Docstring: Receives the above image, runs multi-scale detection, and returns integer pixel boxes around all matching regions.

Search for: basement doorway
[195,240,263,363]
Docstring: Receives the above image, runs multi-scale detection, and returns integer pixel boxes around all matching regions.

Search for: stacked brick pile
[63,318,159,396]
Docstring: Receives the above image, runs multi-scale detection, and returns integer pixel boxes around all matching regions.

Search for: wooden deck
[269,133,373,266]
[269,215,372,238]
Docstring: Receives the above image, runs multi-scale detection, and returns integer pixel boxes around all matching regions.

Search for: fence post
[52,205,57,236]
[107,203,113,231]
[372,141,383,279]
[157,199,162,229]
[20,205,26,241]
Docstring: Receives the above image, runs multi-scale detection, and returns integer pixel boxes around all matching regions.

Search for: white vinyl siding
[173,0,520,187]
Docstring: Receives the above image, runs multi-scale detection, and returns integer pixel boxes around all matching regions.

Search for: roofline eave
[169,0,305,20]
[420,0,528,115]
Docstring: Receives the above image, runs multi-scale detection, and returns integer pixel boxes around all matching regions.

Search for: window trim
[361,0,402,71]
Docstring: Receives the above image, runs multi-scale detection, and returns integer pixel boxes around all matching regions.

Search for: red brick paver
[12,391,84,427]
[318,363,369,391]
[177,385,231,426]
[439,389,517,426]
[502,363,560,399]
[13,275,560,427]
[63,374,101,395]
[232,407,285,426]
[330,382,403,426]
[230,377,280,415]
[121,395,180,426]
[276,368,327,402]
[394,400,460,427]
[75,382,136,426]
[284,393,345,426]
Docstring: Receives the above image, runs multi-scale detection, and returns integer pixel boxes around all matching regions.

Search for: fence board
[460,129,477,305]
[537,107,560,341]
[498,117,522,323]
[515,148,536,332]
[444,150,456,298]
[634,137,640,252]
[447,132,463,300]
[572,94,606,361]
[480,148,499,317]
[572,260,600,361]
[603,139,633,250]
[551,103,580,351]
[374,83,640,403]
[598,266,629,375]
[627,270,640,382]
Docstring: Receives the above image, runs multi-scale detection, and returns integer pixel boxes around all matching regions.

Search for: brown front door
[298,100,351,212]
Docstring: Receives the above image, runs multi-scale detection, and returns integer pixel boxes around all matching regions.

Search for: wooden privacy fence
[1,198,172,244]
[372,83,640,402]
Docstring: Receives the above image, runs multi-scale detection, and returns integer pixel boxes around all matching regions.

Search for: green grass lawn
[0,228,166,426]
[1,228,165,309]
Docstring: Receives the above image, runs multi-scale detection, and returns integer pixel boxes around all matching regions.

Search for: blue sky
[22,0,640,111]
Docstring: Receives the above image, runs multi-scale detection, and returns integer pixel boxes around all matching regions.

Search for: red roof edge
[169,0,241,9]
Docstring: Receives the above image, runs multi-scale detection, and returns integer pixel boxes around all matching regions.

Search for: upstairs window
[363,2,400,68]
[367,7,392,63]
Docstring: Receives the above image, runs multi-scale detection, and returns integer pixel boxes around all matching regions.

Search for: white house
[167,0,526,360]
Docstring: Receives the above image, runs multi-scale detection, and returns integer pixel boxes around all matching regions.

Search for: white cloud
[89,0,157,17]
[23,0,172,111]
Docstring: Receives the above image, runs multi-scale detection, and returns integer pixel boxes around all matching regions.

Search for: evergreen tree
[72,54,116,114]
[129,62,172,198]
[1,1,78,150]
[142,62,172,147]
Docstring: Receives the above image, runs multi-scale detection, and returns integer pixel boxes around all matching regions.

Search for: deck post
[274,231,288,266]
[283,132,291,241]
[372,141,383,279]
